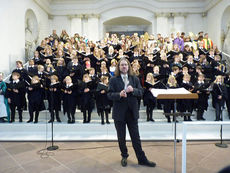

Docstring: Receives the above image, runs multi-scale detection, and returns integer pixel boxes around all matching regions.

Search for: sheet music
[151,88,191,97]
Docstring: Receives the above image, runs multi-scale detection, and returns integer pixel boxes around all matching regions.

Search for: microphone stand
[47,87,59,151]
[215,84,228,148]
[215,105,228,148]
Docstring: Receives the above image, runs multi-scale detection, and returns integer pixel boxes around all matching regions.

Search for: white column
[151,13,156,35]
[156,13,170,37]
[69,14,83,36]
[87,14,100,42]
[173,13,187,33]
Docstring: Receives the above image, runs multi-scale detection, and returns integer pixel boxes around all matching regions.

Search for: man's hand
[84,88,90,93]
[218,95,222,99]
[13,89,19,93]
[120,90,127,98]
[126,85,133,93]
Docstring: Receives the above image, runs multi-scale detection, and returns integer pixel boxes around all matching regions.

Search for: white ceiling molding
[34,0,222,16]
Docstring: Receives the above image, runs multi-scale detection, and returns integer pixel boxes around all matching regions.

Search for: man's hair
[114,58,134,77]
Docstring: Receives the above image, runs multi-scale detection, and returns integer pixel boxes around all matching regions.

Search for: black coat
[62,83,78,115]
[107,75,143,122]
[47,82,61,111]
[27,83,45,111]
[211,83,228,108]
[79,81,96,111]
[6,81,25,108]
[193,82,210,110]
[143,81,156,106]
[95,83,112,113]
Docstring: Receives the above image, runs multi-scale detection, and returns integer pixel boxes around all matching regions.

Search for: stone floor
[0,141,229,173]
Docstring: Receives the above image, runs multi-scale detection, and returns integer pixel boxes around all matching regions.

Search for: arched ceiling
[104,16,151,26]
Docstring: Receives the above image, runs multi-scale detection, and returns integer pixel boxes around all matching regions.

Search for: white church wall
[207,0,230,49]
[0,0,49,75]
[185,13,206,35]
[50,16,71,36]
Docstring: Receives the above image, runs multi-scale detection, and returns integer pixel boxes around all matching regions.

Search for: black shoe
[167,118,171,123]
[27,119,33,123]
[10,120,15,123]
[121,157,127,167]
[201,117,206,121]
[67,120,72,124]
[57,119,61,123]
[0,118,6,123]
[150,119,155,122]
[188,118,192,121]
[34,120,38,124]
[106,121,110,124]
[101,121,105,125]
[71,119,75,124]
[48,120,53,123]
[19,119,23,123]
[138,160,156,167]
[83,121,87,123]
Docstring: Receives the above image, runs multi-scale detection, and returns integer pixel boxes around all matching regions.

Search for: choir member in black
[6,72,25,123]
[225,72,230,119]
[36,65,46,86]
[144,53,155,76]
[80,73,95,123]
[171,66,182,85]
[40,45,54,63]
[62,76,78,124]
[211,75,228,121]
[95,76,111,124]
[27,76,45,123]
[183,45,193,61]
[109,59,117,76]
[11,61,29,83]
[194,74,210,120]
[185,55,196,76]
[193,50,200,65]
[193,65,203,84]
[167,44,180,63]
[207,49,215,63]
[163,75,179,123]
[198,40,208,56]
[55,58,68,83]
[200,55,212,81]
[143,73,156,122]
[106,46,117,66]
[67,56,83,83]
[36,40,46,56]
[48,75,61,123]
[98,66,111,79]
[32,50,43,65]
[179,74,194,121]
[11,61,28,110]
[171,54,182,70]
[88,68,99,84]
[129,48,141,64]
[132,60,142,109]
[27,60,38,77]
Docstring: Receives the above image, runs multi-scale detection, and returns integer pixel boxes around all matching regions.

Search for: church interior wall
[0,0,49,75]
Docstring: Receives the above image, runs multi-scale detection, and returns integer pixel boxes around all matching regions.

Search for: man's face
[119,60,129,74]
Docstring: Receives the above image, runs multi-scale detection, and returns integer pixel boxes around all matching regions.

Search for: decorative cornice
[48,14,54,20]
[154,12,171,18]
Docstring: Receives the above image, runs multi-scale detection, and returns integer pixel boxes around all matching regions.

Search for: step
[0,121,230,141]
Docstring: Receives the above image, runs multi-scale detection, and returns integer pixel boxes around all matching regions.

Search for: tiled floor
[0,141,229,173]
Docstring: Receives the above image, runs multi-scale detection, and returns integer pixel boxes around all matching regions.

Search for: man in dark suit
[107,58,156,167]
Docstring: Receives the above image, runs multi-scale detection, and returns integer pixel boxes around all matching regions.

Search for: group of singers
[0,30,230,124]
